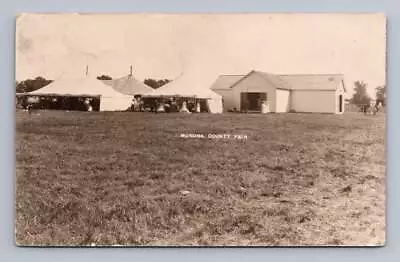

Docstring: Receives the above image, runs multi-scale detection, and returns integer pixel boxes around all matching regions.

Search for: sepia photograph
[15,13,386,246]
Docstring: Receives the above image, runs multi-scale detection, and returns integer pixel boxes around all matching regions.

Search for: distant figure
[375,101,382,114]
[157,102,165,113]
[26,96,40,114]
[132,97,143,112]
[180,101,191,113]
[84,98,92,112]
[195,102,201,113]
[131,98,137,111]
[27,104,33,114]
[188,101,196,112]
[361,104,368,114]
[164,102,171,113]
[261,101,270,114]
[153,99,159,113]
[139,99,144,112]
[372,101,377,115]
[367,100,377,115]
[170,99,178,112]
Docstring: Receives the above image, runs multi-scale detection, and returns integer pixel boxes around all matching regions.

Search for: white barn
[211,70,346,114]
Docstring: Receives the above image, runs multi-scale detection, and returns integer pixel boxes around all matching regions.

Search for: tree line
[15,75,171,93]
[350,81,386,107]
[15,77,53,93]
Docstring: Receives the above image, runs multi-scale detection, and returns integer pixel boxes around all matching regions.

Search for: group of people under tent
[20,96,96,113]
[156,100,200,113]
[83,98,93,112]
[130,96,204,113]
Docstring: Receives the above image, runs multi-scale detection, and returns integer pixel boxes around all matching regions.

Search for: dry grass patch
[15,111,385,246]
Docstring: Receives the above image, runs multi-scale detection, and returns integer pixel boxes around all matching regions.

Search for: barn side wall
[291,90,337,113]
[232,73,278,112]
[212,89,235,112]
[275,89,291,113]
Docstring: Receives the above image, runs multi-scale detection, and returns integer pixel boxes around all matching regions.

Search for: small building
[210,70,346,114]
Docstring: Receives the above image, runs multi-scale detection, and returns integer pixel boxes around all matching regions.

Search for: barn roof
[210,75,245,90]
[211,70,345,92]
[253,71,292,90]
[220,70,292,91]
[278,74,345,91]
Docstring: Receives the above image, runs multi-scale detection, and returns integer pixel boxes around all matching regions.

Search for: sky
[16,13,387,97]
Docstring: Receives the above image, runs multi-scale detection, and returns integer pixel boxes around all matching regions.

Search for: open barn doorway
[240,92,267,112]
[339,94,343,113]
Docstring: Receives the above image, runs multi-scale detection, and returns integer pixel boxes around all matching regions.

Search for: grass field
[15,111,386,246]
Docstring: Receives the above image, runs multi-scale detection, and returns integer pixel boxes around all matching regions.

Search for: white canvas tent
[145,75,223,113]
[28,76,133,111]
[102,74,154,96]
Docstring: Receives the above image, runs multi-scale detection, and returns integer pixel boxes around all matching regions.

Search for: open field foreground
[15,111,386,246]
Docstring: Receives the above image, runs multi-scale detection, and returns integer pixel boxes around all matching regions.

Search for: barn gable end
[231,71,279,112]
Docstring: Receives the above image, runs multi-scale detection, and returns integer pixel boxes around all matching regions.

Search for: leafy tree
[375,85,386,106]
[350,81,371,106]
[144,78,171,89]
[97,75,113,80]
[16,76,53,93]
[143,78,158,89]
[157,79,170,87]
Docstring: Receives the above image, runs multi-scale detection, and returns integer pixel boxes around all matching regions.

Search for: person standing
[261,100,270,114]
[180,101,191,113]
[196,101,201,113]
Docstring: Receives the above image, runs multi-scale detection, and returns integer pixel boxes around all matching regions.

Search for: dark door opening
[240,92,267,112]
[339,94,343,113]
